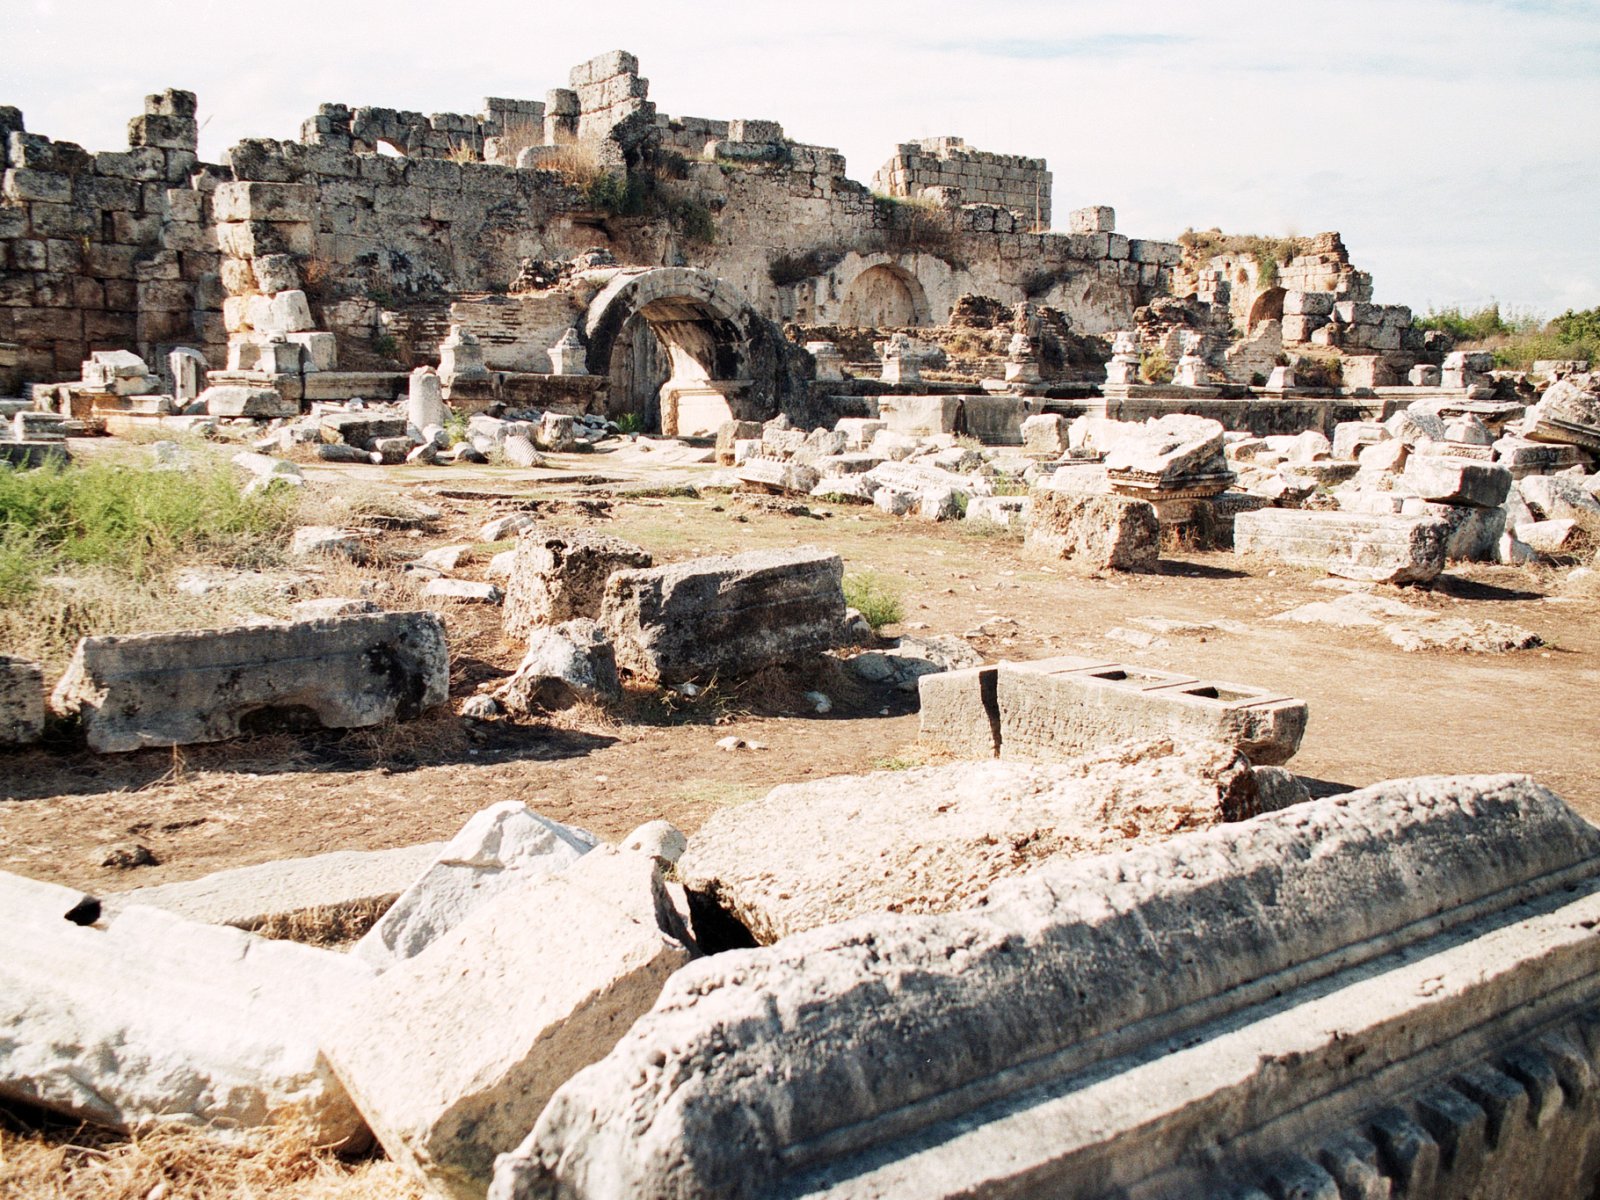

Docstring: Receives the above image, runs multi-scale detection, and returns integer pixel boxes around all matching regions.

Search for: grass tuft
[842,570,904,630]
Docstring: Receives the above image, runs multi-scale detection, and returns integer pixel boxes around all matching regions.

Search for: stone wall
[872,136,1051,229]
[0,90,223,381]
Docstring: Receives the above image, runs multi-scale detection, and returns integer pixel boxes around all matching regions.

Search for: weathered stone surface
[1520,473,1600,525]
[408,366,448,431]
[1526,374,1600,450]
[737,457,820,495]
[1401,454,1512,508]
[50,612,449,752]
[497,619,620,713]
[0,655,45,748]
[677,739,1258,946]
[503,528,653,639]
[291,524,360,558]
[1102,413,1227,483]
[105,842,444,931]
[920,657,1306,766]
[421,578,504,604]
[999,659,1305,764]
[203,384,298,418]
[353,802,597,968]
[326,847,690,1200]
[501,775,1600,1200]
[601,547,845,684]
[1,872,368,1142]
[1020,413,1068,457]
[1235,508,1448,584]
[1024,485,1160,571]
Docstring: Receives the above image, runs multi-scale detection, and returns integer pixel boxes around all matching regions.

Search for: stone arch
[1248,286,1287,329]
[584,267,794,435]
[834,257,933,328]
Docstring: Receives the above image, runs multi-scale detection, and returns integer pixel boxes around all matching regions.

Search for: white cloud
[6,0,1596,315]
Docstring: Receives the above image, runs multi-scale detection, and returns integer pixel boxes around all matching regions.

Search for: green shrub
[842,570,903,630]
[1138,349,1172,384]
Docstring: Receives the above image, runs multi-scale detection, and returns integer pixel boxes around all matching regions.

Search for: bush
[1138,350,1172,384]
[842,570,903,630]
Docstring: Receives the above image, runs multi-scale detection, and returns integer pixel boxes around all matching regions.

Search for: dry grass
[247,897,394,947]
[526,143,605,190]
[0,1110,424,1200]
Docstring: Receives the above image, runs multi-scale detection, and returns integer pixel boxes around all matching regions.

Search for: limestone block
[992,658,1307,765]
[211,181,316,223]
[504,529,653,638]
[49,612,449,753]
[1520,473,1600,524]
[737,457,820,495]
[878,394,960,436]
[1517,518,1583,555]
[915,665,1001,759]
[105,842,444,931]
[202,385,298,418]
[964,495,1030,527]
[677,739,1257,946]
[833,417,887,450]
[1401,454,1512,509]
[290,525,360,558]
[1234,509,1448,584]
[0,655,45,747]
[1409,363,1442,387]
[535,411,578,452]
[421,578,503,603]
[1332,421,1388,461]
[325,847,690,1200]
[500,775,1600,1200]
[257,289,314,335]
[1,877,368,1142]
[1024,487,1160,572]
[601,548,845,685]
[320,411,408,448]
[1067,205,1115,234]
[497,619,621,713]
[1398,499,1506,562]
[353,803,596,968]
[1102,413,1228,482]
[715,419,763,465]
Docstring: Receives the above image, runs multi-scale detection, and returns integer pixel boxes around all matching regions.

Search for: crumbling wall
[0,91,224,380]
[871,136,1051,229]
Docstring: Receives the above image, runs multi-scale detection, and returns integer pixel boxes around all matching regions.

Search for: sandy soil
[3,443,1598,896]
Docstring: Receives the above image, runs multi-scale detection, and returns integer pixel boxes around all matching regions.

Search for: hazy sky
[6,0,1597,317]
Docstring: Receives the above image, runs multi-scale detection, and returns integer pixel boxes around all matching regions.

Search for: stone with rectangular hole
[944,657,1310,765]
[49,612,449,753]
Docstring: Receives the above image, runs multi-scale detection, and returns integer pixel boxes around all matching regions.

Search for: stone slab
[326,847,690,1200]
[50,611,449,753]
[1234,508,1448,584]
[0,655,45,747]
[1,871,368,1143]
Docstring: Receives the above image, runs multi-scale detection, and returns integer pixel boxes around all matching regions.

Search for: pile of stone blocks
[918,655,1307,767]
[494,774,1600,1200]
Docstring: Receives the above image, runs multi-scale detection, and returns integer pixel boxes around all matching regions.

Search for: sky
[6,0,1598,318]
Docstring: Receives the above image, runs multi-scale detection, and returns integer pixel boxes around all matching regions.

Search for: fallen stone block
[290,524,360,558]
[497,619,620,713]
[878,394,961,436]
[1020,413,1068,457]
[49,611,449,753]
[737,457,820,496]
[847,634,983,693]
[1401,453,1512,508]
[0,440,70,468]
[353,802,597,968]
[1518,518,1585,556]
[326,847,690,1200]
[503,528,653,639]
[1526,374,1600,451]
[1234,508,1448,584]
[1024,485,1160,572]
[1,872,368,1143]
[104,842,444,934]
[715,419,763,465]
[500,775,1600,1200]
[0,655,45,748]
[676,738,1258,946]
[1399,499,1506,562]
[320,411,408,449]
[421,578,503,604]
[204,385,297,419]
[1520,473,1600,525]
[601,547,845,684]
[928,656,1306,765]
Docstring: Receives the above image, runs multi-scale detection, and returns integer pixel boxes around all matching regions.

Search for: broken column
[408,366,449,432]
[496,775,1600,1200]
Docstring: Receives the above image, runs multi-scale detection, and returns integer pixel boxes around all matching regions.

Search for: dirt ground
[3,440,1599,897]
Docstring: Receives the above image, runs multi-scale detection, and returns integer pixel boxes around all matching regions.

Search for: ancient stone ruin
[2,43,1600,1200]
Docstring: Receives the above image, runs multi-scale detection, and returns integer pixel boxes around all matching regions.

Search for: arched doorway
[838,263,928,328]
[1248,287,1287,329]
[584,268,790,436]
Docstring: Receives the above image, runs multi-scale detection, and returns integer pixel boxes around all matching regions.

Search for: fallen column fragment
[49,611,449,753]
[601,547,844,684]
[1024,484,1160,572]
[325,846,691,1200]
[493,775,1600,1200]
[1234,508,1448,583]
[0,870,369,1144]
